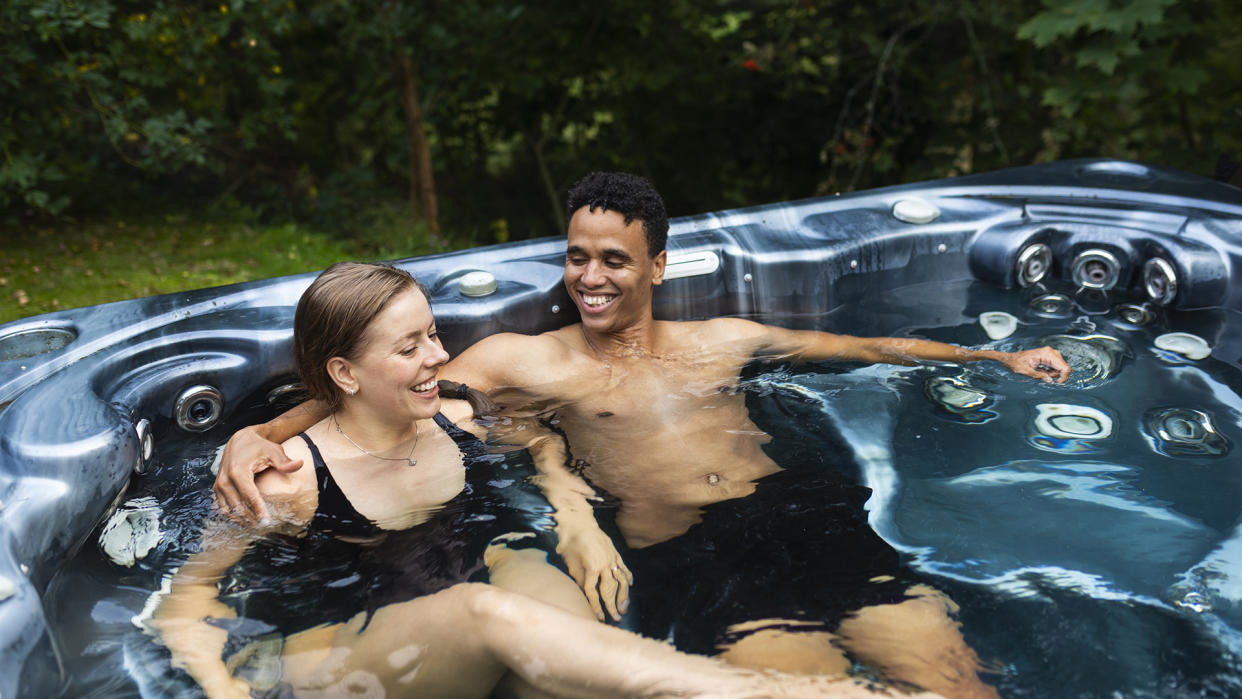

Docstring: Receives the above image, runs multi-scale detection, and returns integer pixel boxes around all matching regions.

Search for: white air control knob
[459,271,497,297]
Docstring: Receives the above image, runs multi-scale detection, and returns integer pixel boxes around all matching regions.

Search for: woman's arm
[521,422,632,623]
[446,398,630,623]
[148,517,263,699]
[212,400,328,521]
[152,454,315,697]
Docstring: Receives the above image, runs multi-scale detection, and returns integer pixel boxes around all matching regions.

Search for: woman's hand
[199,672,254,699]
[1001,346,1071,383]
[556,523,633,622]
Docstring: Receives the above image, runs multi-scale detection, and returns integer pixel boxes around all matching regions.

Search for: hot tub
[2,158,1241,697]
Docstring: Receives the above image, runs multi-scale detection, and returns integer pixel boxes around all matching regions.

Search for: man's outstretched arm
[739,320,1071,383]
[212,399,326,521]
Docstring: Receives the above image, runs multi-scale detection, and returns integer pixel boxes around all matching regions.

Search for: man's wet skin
[451,206,1068,549]
[217,193,1068,698]
[477,323,786,549]
[444,205,1059,699]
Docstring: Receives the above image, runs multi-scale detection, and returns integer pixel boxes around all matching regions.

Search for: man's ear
[326,356,357,394]
[651,249,668,286]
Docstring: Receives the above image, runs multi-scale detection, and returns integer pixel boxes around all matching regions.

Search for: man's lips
[578,291,617,313]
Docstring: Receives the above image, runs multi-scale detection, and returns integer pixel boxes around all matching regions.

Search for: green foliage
[3,0,1240,235]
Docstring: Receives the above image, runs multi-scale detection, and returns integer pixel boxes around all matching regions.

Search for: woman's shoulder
[257,433,319,522]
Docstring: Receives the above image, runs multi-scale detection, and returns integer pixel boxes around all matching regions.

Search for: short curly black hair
[566,172,668,257]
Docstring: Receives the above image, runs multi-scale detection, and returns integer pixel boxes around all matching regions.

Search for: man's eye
[400,347,417,356]
[606,260,626,268]
[568,257,587,265]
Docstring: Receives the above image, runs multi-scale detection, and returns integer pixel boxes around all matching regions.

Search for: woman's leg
[280,583,925,698]
[484,534,596,620]
[834,585,998,699]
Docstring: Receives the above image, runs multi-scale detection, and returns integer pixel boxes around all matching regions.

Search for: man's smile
[579,292,618,312]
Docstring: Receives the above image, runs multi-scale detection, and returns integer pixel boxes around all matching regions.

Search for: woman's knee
[453,583,533,629]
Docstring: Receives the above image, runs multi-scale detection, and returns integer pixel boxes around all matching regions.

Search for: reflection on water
[1143,407,1231,457]
[40,278,1242,698]
[924,375,998,424]
[1037,334,1129,388]
[1154,331,1212,360]
[1030,293,1073,318]
[754,278,1242,697]
[98,497,163,568]
[1027,403,1113,454]
[978,311,1017,340]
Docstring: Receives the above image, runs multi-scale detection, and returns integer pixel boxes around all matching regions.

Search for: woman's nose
[429,341,450,367]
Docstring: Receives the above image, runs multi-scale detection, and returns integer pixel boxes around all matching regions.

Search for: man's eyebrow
[564,245,634,262]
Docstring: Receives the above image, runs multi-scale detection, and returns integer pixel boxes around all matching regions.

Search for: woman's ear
[326,356,357,395]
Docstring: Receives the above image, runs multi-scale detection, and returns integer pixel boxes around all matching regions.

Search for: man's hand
[556,525,633,622]
[212,426,303,523]
[1001,346,1071,383]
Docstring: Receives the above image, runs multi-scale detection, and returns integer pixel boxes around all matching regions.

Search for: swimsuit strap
[433,412,488,461]
[297,432,383,538]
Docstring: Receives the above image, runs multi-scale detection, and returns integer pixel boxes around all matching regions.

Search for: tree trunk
[398,52,439,233]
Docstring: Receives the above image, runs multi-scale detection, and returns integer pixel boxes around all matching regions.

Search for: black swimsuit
[300,431,383,538]
[217,413,505,637]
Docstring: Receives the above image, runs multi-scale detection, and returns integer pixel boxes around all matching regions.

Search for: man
[217,172,1069,697]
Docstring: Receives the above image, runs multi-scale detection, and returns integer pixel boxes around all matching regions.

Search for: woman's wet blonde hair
[294,262,495,418]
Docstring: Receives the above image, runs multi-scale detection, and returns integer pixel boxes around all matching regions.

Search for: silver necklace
[332,415,419,467]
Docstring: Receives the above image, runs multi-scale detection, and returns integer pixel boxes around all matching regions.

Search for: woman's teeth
[413,378,437,392]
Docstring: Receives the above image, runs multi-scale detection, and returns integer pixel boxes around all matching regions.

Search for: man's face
[564,206,666,334]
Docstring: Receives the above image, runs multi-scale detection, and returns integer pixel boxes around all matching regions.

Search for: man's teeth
[584,295,614,307]
[413,379,437,392]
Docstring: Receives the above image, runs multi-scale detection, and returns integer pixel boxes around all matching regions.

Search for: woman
[150,262,907,698]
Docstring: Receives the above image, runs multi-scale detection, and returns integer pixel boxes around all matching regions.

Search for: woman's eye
[400,347,417,356]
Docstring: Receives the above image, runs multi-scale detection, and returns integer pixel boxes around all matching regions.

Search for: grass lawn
[1,215,468,326]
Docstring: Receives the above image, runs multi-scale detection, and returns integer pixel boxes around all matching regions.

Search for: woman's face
[342,288,449,422]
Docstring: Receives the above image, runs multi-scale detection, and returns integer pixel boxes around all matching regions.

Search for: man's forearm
[787,330,1069,382]
[257,399,329,442]
[869,338,1006,366]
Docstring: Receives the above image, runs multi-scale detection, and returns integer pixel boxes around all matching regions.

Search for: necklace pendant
[407,458,418,467]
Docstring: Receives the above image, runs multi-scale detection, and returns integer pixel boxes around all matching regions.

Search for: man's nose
[582,260,606,286]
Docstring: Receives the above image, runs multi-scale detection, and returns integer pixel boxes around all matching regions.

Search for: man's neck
[581,316,661,359]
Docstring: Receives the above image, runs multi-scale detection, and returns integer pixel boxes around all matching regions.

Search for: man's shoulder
[449,327,582,390]
[665,317,769,343]
[470,327,580,358]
